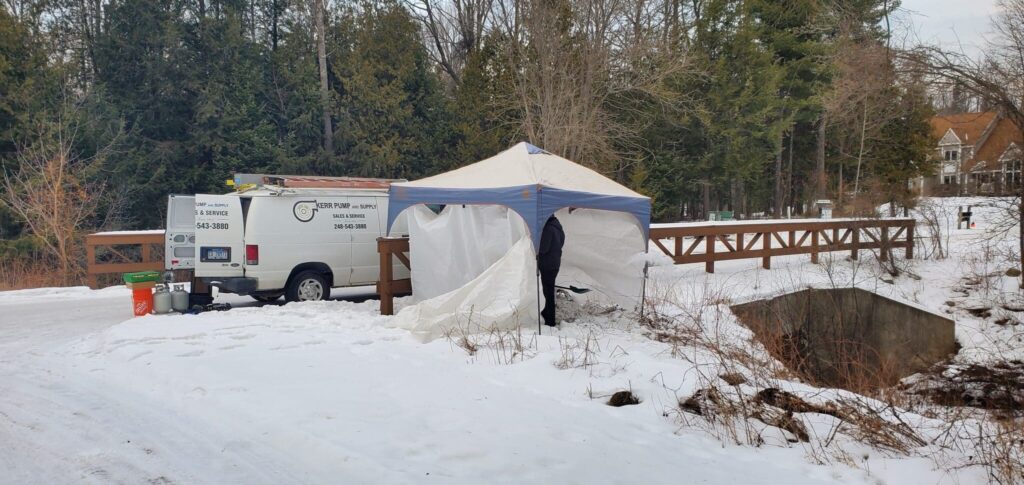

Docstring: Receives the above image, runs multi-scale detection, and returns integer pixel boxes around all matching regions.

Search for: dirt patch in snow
[679,386,927,451]
[607,390,640,407]
[902,361,1024,416]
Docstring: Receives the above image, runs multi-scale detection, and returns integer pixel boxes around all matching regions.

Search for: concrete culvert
[607,390,640,407]
[731,287,957,393]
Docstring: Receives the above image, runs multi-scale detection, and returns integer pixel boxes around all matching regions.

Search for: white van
[166,176,409,302]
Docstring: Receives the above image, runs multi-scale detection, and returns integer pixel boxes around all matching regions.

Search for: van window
[168,196,195,230]
[241,197,252,225]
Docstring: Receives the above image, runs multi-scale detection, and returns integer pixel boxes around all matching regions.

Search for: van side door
[194,194,245,278]
[348,196,383,285]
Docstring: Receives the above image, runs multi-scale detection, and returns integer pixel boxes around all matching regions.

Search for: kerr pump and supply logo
[293,200,318,222]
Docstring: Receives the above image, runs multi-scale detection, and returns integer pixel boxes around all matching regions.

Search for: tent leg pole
[639,262,649,321]
[536,266,542,335]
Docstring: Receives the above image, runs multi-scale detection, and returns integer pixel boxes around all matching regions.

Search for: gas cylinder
[153,284,173,314]
[171,284,189,313]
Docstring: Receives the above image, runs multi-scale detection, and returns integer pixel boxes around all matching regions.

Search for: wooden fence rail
[85,230,167,289]
[649,218,915,273]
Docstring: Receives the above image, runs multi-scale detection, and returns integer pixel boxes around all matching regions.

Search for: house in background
[912,111,1023,196]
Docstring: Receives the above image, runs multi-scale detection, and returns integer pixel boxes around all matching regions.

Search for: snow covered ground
[1,197,1017,484]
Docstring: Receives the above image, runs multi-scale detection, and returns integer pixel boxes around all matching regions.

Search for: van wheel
[252,292,282,303]
[286,271,330,302]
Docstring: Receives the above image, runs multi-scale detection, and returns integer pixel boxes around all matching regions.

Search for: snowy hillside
[2,197,1020,484]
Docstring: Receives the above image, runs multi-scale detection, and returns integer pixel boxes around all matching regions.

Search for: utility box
[708,210,734,222]
[814,199,833,219]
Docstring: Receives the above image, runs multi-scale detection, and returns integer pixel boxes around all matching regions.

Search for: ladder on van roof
[233,174,404,190]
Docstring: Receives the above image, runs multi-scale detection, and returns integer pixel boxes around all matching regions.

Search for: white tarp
[405,205,528,301]
[391,205,645,341]
[393,234,538,342]
[555,208,646,309]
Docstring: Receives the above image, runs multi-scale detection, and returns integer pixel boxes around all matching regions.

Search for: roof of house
[930,111,1024,172]
[973,116,1024,166]
[930,111,997,145]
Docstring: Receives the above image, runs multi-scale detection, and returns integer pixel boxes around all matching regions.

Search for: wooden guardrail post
[705,234,715,273]
[762,230,771,269]
[376,237,411,316]
[905,222,914,259]
[811,230,819,264]
[86,240,99,289]
[378,239,394,315]
[880,226,890,262]
[851,227,860,260]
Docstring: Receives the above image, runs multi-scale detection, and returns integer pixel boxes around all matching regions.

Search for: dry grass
[556,330,601,370]
[442,310,537,365]
[0,257,73,290]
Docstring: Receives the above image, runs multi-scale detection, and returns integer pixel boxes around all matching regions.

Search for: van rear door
[165,195,196,270]
[194,194,245,278]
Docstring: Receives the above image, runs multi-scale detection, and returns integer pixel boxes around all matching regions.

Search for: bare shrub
[978,418,1024,485]
[915,198,953,260]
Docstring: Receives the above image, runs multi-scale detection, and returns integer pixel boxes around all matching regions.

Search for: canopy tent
[387,142,650,248]
[387,143,651,340]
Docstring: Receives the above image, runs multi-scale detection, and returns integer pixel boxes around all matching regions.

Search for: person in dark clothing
[538,215,565,326]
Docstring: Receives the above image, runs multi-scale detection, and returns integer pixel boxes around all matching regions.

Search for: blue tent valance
[387,184,650,250]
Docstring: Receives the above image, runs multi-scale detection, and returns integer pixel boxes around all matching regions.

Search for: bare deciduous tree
[1,110,116,284]
[492,0,694,173]
[407,0,494,84]
[824,34,900,201]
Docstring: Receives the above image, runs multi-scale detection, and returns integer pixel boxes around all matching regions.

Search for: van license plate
[201,247,231,262]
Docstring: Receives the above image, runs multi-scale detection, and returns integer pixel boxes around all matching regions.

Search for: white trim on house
[938,128,962,146]
[998,142,1021,162]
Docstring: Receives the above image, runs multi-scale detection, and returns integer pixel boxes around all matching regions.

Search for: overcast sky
[896,0,1002,57]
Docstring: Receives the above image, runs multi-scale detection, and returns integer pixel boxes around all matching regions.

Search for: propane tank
[153,284,173,314]
[171,284,189,313]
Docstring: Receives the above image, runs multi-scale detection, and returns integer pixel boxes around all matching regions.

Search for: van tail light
[245,245,259,265]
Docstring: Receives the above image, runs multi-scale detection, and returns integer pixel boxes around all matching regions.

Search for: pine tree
[330,2,454,179]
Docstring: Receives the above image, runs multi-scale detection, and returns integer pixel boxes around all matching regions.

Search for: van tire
[286,271,330,302]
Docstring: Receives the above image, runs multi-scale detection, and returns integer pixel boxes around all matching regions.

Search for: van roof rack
[234,173,403,190]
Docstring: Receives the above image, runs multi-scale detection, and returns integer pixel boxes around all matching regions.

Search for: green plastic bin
[123,271,161,284]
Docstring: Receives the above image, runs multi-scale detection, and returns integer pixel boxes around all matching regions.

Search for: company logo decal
[293,200,318,222]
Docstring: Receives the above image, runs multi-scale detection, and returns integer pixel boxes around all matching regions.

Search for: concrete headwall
[732,288,957,388]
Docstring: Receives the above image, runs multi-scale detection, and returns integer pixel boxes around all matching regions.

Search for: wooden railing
[85,230,167,288]
[376,237,412,315]
[649,218,915,273]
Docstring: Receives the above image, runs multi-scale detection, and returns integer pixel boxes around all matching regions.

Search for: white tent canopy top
[400,142,647,196]
[387,142,651,249]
